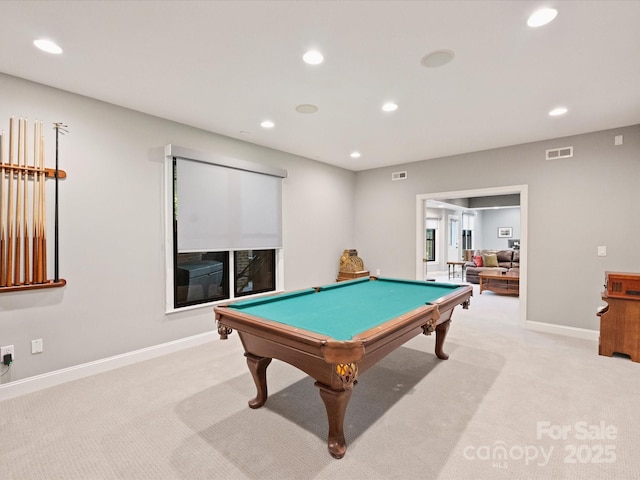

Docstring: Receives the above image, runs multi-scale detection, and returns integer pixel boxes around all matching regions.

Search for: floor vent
[546,146,573,160]
[392,171,408,180]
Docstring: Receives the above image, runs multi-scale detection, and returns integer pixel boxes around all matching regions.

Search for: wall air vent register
[546,146,573,160]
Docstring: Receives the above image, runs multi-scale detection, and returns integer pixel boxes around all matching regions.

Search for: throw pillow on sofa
[482,254,498,267]
[473,255,483,267]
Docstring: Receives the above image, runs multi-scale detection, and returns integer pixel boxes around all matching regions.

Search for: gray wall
[0,74,355,383]
[354,124,640,330]
[478,208,521,250]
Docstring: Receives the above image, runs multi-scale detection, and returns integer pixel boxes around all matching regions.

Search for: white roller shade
[175,157,283,251]
[462,212,475,230]
[426,218,440,229]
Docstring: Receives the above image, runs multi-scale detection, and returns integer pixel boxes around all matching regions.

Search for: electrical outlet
[1,345,15,363]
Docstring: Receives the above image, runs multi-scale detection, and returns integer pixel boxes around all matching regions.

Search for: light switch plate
[31,339,43,354]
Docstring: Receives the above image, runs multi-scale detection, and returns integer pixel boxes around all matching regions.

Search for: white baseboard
[0,331,217,402]
[525,320,599,341]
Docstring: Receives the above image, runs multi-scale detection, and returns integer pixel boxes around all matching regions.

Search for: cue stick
[23,118,30,284]
[0,131,5,287]
[15,118,24,284]
[32,121,40,283]
[53,123,67,283]
[32,123,41,284]
[39,131,47,282]
[6,117,15,286]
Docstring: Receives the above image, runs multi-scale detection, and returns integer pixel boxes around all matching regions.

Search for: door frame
[416,185,528,328]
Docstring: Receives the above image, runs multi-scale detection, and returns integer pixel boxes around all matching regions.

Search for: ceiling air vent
[392,171,408,181]
[546,146,573,160]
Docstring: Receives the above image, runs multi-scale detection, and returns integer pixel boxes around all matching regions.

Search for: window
[449,218,458,246]
[165,145,287,311]
[175,251,228,307]
[462,230,472,250]
[462,213,475,251]
[425,218,439,262]
[234,249,276,297]
[425,229,436,261]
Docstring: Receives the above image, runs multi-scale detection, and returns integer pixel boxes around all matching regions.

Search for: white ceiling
[2,1,639,171]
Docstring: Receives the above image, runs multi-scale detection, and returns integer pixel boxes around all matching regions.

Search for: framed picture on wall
[498,227,513,238]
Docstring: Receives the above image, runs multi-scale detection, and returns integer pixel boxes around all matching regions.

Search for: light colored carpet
[1,281,639,479]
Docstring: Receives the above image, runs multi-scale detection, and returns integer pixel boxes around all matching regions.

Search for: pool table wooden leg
[245,353,272,409]
[315,382,353,459]
[434,319,451,360]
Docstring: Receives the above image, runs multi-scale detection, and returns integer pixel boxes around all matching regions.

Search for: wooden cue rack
[0,117,67,293]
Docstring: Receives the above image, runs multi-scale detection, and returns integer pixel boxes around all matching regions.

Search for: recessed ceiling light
[260,120,275,128]
[527,8,558,27]
[33,39,63,54]
[549,107,568,116]
[350,151,361,159]
[382,102,398,112]
[303,50,324,65]
[420,49,455,68]
[295,104,318,114]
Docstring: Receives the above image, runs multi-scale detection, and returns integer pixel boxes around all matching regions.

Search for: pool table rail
[215,299,446,367]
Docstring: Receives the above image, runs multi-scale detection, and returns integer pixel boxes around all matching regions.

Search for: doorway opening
[415,185,527,327]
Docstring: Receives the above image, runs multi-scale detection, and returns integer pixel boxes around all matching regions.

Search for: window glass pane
[234,249,276,297]
[462,229,472,250]
[175,251,228,308]
[450,219,458,246]
[426,229,436,261]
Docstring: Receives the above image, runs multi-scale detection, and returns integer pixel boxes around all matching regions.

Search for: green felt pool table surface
[227,277,464,341]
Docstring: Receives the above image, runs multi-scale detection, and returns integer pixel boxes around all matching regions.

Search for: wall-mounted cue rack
[0,116,67,293]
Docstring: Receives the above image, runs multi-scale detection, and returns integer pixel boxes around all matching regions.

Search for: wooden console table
[446,261,466,280]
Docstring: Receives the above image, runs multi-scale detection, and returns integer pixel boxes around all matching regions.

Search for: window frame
[164,145,286,313]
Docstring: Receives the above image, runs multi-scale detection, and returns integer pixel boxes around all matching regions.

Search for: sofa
[464,249,520,284]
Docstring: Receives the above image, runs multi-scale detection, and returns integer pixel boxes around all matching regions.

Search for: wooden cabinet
[598,272,640,362]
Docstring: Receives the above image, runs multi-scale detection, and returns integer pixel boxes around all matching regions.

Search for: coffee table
[479,270,519,296]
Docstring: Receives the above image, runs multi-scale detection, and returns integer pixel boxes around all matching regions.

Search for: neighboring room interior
[425,193,521,275]
[422,190,523,328]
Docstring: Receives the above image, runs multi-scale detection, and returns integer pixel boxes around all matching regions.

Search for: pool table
[214,276,472,459]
